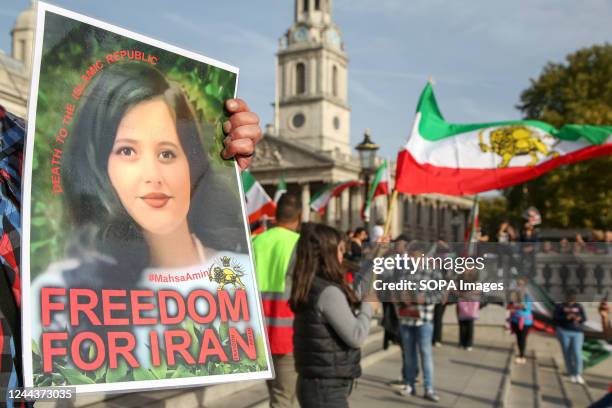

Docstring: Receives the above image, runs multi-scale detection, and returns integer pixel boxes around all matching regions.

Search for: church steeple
[295,0,333,26]
[275,0,351,155]
[287,0,343,51]
[11,0,36,71]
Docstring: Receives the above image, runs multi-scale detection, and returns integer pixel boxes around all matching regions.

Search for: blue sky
[1,0,611,158]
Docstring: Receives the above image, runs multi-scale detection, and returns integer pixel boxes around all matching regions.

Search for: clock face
[326,29,341,48]
[292,113,306,128]
[293,27,308,43]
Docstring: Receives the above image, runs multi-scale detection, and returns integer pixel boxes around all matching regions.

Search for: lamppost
[355,129,379,232]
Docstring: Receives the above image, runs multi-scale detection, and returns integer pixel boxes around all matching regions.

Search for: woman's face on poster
[107,98,191,236]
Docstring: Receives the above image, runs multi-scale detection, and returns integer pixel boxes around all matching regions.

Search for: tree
[478,196,518,238]
[506,44,612,229]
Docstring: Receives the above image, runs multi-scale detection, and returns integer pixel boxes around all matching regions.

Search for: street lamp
[355,129,379,231]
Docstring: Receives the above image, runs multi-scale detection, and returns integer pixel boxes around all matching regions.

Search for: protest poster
[22,2,273,393]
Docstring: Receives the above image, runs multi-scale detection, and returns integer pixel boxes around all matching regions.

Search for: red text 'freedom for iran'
[39,288,257,373]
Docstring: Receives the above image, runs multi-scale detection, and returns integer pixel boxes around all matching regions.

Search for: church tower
[11,0,36,72]
[276,0,351,155]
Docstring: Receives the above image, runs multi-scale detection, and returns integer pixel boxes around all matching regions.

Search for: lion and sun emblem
[478,126,560,168]
[208,256,246,291]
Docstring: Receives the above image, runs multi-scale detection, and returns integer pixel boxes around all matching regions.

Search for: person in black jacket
[554,289,586,384]
[289,223,377,408]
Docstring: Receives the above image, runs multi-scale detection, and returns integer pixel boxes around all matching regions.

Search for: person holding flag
[554,290,587,384]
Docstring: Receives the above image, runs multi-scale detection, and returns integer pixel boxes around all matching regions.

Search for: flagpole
[383,189,398,237]
[385,157,391,218]
[464,195,480,256]
[356,188,397,301]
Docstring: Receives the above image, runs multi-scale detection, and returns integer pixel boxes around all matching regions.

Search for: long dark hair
[289,223,360,312]
[61,62,246,288]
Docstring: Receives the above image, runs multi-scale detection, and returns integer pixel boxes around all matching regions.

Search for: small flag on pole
[310,180,363,215]
[241,170,276,224]
[274,173,287,203]
[363,159,391,221]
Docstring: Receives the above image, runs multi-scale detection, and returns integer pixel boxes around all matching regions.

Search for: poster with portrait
[22,2,273,393]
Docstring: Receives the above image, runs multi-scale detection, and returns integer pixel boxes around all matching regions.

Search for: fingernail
[223,121,232,134]
[227,100,238,110]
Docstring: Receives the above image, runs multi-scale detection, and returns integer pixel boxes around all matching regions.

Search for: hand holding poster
[22,2,272,393]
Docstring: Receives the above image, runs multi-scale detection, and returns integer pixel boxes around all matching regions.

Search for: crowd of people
[254,196,449,406]
[254,195,378,407]
[484,219,612,255]
[1,99,610,407]
[253,196,612,407]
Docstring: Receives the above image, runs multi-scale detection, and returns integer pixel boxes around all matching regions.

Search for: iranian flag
[363,160,391,221]
[241,170,276,224]
[310,180,363,215]
[526,281,612,367]
[396,83,612,195]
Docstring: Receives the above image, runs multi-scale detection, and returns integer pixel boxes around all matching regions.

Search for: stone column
[349,186,358,228]
[316,56,322,94]
[340,187,350,231]
[301,182,310,222]
[347,187,354,228]
[390,194,400,238]
[443,204,450,240]
[353,185,364,228]
[309,58,317,94]
[287,62,293,97]
[326,196,336,227]
[462,209,469,242]
[431,200,438,240]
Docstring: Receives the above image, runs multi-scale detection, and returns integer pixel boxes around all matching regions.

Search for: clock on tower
[276,0,351,155]
[293,26,308,43]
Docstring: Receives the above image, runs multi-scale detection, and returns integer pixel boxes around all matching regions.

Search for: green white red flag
[395,83,612,195]
[526,281,612,367]
[274,174,287,203]
[241,170,276,224]
[310,180,363,215]
[363,160,391,221]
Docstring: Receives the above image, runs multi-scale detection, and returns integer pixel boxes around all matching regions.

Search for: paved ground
[348,325,513,408]
[349,306,612,408]
[36,305,612,407]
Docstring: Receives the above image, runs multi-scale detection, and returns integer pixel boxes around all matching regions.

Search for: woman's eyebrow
[112,137,139,145]
[157,141,180,149]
